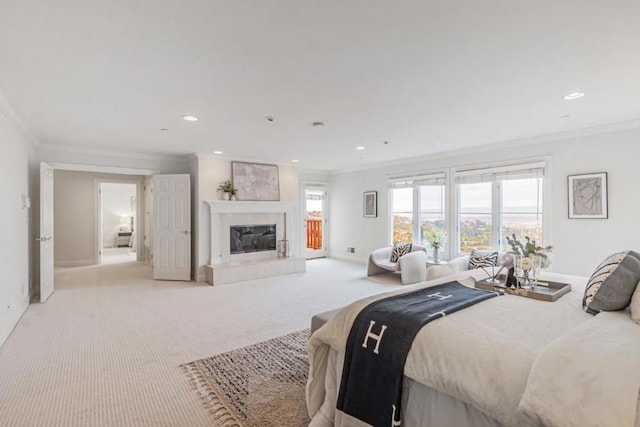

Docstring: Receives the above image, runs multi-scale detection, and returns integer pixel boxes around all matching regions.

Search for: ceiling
[1,1,639,172]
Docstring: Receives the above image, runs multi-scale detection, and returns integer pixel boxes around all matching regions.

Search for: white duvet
[307,270,640,427]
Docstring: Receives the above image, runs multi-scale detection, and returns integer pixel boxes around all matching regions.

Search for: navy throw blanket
[336,281,501,426]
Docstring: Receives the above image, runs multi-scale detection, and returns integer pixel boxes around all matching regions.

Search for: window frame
[452,160,549,256]
[387,172,448,249]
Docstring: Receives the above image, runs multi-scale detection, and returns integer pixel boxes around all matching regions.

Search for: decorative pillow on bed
[468,250,498,270]
[390,243,412,262]
[630,280,640,324]
[582,250,640,315]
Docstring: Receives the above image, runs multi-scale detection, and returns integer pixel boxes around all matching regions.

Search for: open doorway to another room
[305,185,328,259]
[99,182,137,265]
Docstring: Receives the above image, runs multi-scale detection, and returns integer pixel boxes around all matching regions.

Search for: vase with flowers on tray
[504,234,553,290]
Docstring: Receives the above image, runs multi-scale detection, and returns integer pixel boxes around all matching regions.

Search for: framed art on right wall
[568,172,608,219]
[363,191,377,218]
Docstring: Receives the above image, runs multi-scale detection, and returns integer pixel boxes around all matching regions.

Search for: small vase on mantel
[230,194,237,201]
[222,192,230,201]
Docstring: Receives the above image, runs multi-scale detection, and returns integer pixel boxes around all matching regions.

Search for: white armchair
[367,245,428,285]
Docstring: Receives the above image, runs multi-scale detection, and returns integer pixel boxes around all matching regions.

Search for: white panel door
[39,162,54,302]
[152,174,191,281]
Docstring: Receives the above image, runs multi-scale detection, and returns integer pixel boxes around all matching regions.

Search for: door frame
[301,181,329,259]
[94,178,145,264]
[39,162,55,303]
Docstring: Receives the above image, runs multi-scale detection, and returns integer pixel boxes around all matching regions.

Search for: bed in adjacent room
[306,264,640,427]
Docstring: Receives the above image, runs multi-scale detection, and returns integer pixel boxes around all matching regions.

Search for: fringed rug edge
[181,362,244,427]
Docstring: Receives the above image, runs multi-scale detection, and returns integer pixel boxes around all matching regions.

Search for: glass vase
[514,255,535,290]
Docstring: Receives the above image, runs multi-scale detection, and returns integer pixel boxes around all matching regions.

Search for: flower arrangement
[504,234,553,268]
[217,180,237,195]
[424,227,447,249]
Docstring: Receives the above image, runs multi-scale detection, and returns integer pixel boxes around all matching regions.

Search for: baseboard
[196,266,206,283]
[54,259,96,268]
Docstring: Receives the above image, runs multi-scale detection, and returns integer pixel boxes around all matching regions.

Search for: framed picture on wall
[231,161,280,201]
[363,191,377,218]
[568,172,608,219]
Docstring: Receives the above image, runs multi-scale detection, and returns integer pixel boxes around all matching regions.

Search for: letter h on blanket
[362,320,388,355]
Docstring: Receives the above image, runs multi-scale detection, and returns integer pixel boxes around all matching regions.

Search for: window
[455,163,545,254]
[458,182,493,252]
[389,174,446,247]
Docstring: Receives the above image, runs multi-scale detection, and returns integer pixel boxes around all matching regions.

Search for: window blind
[388,173,446,189]
[454,162,545,184]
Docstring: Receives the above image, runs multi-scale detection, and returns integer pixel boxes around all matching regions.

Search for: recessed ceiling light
[160,128,169,131]
[356,146,366,150]
[265,116,275,122]
[560,115,570,119]
[291,159,299,163]
[563,92,585,100]
[383,141,389,145]
[213,151,223,155]
[182,115,198,121]
[312,121,324,127]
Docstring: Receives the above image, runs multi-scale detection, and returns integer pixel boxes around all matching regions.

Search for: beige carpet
[0,258,398,426]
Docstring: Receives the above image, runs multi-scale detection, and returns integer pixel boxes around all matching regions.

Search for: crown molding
[39,143,191,163]
[330,118,640,175]
[194,152,303,169]
[0,87,41,148]
[49,162,158,176]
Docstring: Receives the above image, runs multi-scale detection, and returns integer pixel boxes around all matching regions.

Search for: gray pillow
[582,251,640,315]
[631,280,640,324]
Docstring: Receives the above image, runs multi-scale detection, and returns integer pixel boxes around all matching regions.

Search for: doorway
[305,185,328,259]
[98,182,137,265]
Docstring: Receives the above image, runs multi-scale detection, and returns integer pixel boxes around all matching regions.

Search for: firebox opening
[230,224,277,254]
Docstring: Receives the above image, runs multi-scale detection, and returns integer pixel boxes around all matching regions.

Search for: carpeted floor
[0,258,398,426]
[183,329,311,427]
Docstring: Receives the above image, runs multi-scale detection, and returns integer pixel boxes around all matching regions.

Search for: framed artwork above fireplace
[231,161,280,201]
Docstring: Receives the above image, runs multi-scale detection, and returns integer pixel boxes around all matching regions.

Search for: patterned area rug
[182,329,311,427]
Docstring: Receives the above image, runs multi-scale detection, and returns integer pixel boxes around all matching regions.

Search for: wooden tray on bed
[475,276,571,302]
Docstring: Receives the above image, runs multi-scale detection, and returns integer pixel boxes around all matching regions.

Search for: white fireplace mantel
[205,200,301,265]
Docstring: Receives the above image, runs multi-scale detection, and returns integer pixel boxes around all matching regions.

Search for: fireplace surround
[204,200,305,285]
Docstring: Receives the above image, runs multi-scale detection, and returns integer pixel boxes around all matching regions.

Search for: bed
[306,269,640,427]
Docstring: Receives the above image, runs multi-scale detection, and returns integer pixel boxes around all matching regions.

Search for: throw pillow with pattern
[468,249,498,270]
[390,243,413,263]
[583,250,640,315]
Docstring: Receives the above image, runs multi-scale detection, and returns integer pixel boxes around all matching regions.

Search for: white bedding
[307,270,640,427]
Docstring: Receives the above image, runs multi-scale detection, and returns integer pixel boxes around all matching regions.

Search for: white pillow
[631,280,640,324]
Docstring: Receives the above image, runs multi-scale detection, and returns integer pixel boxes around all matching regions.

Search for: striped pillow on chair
[390,243,413,263]
[468,250,498,270]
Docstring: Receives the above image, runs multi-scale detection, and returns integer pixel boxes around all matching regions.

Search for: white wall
[101,183,136,248]
[329,126,640,277]
[0,112,33,346]
[194,155,300,281]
